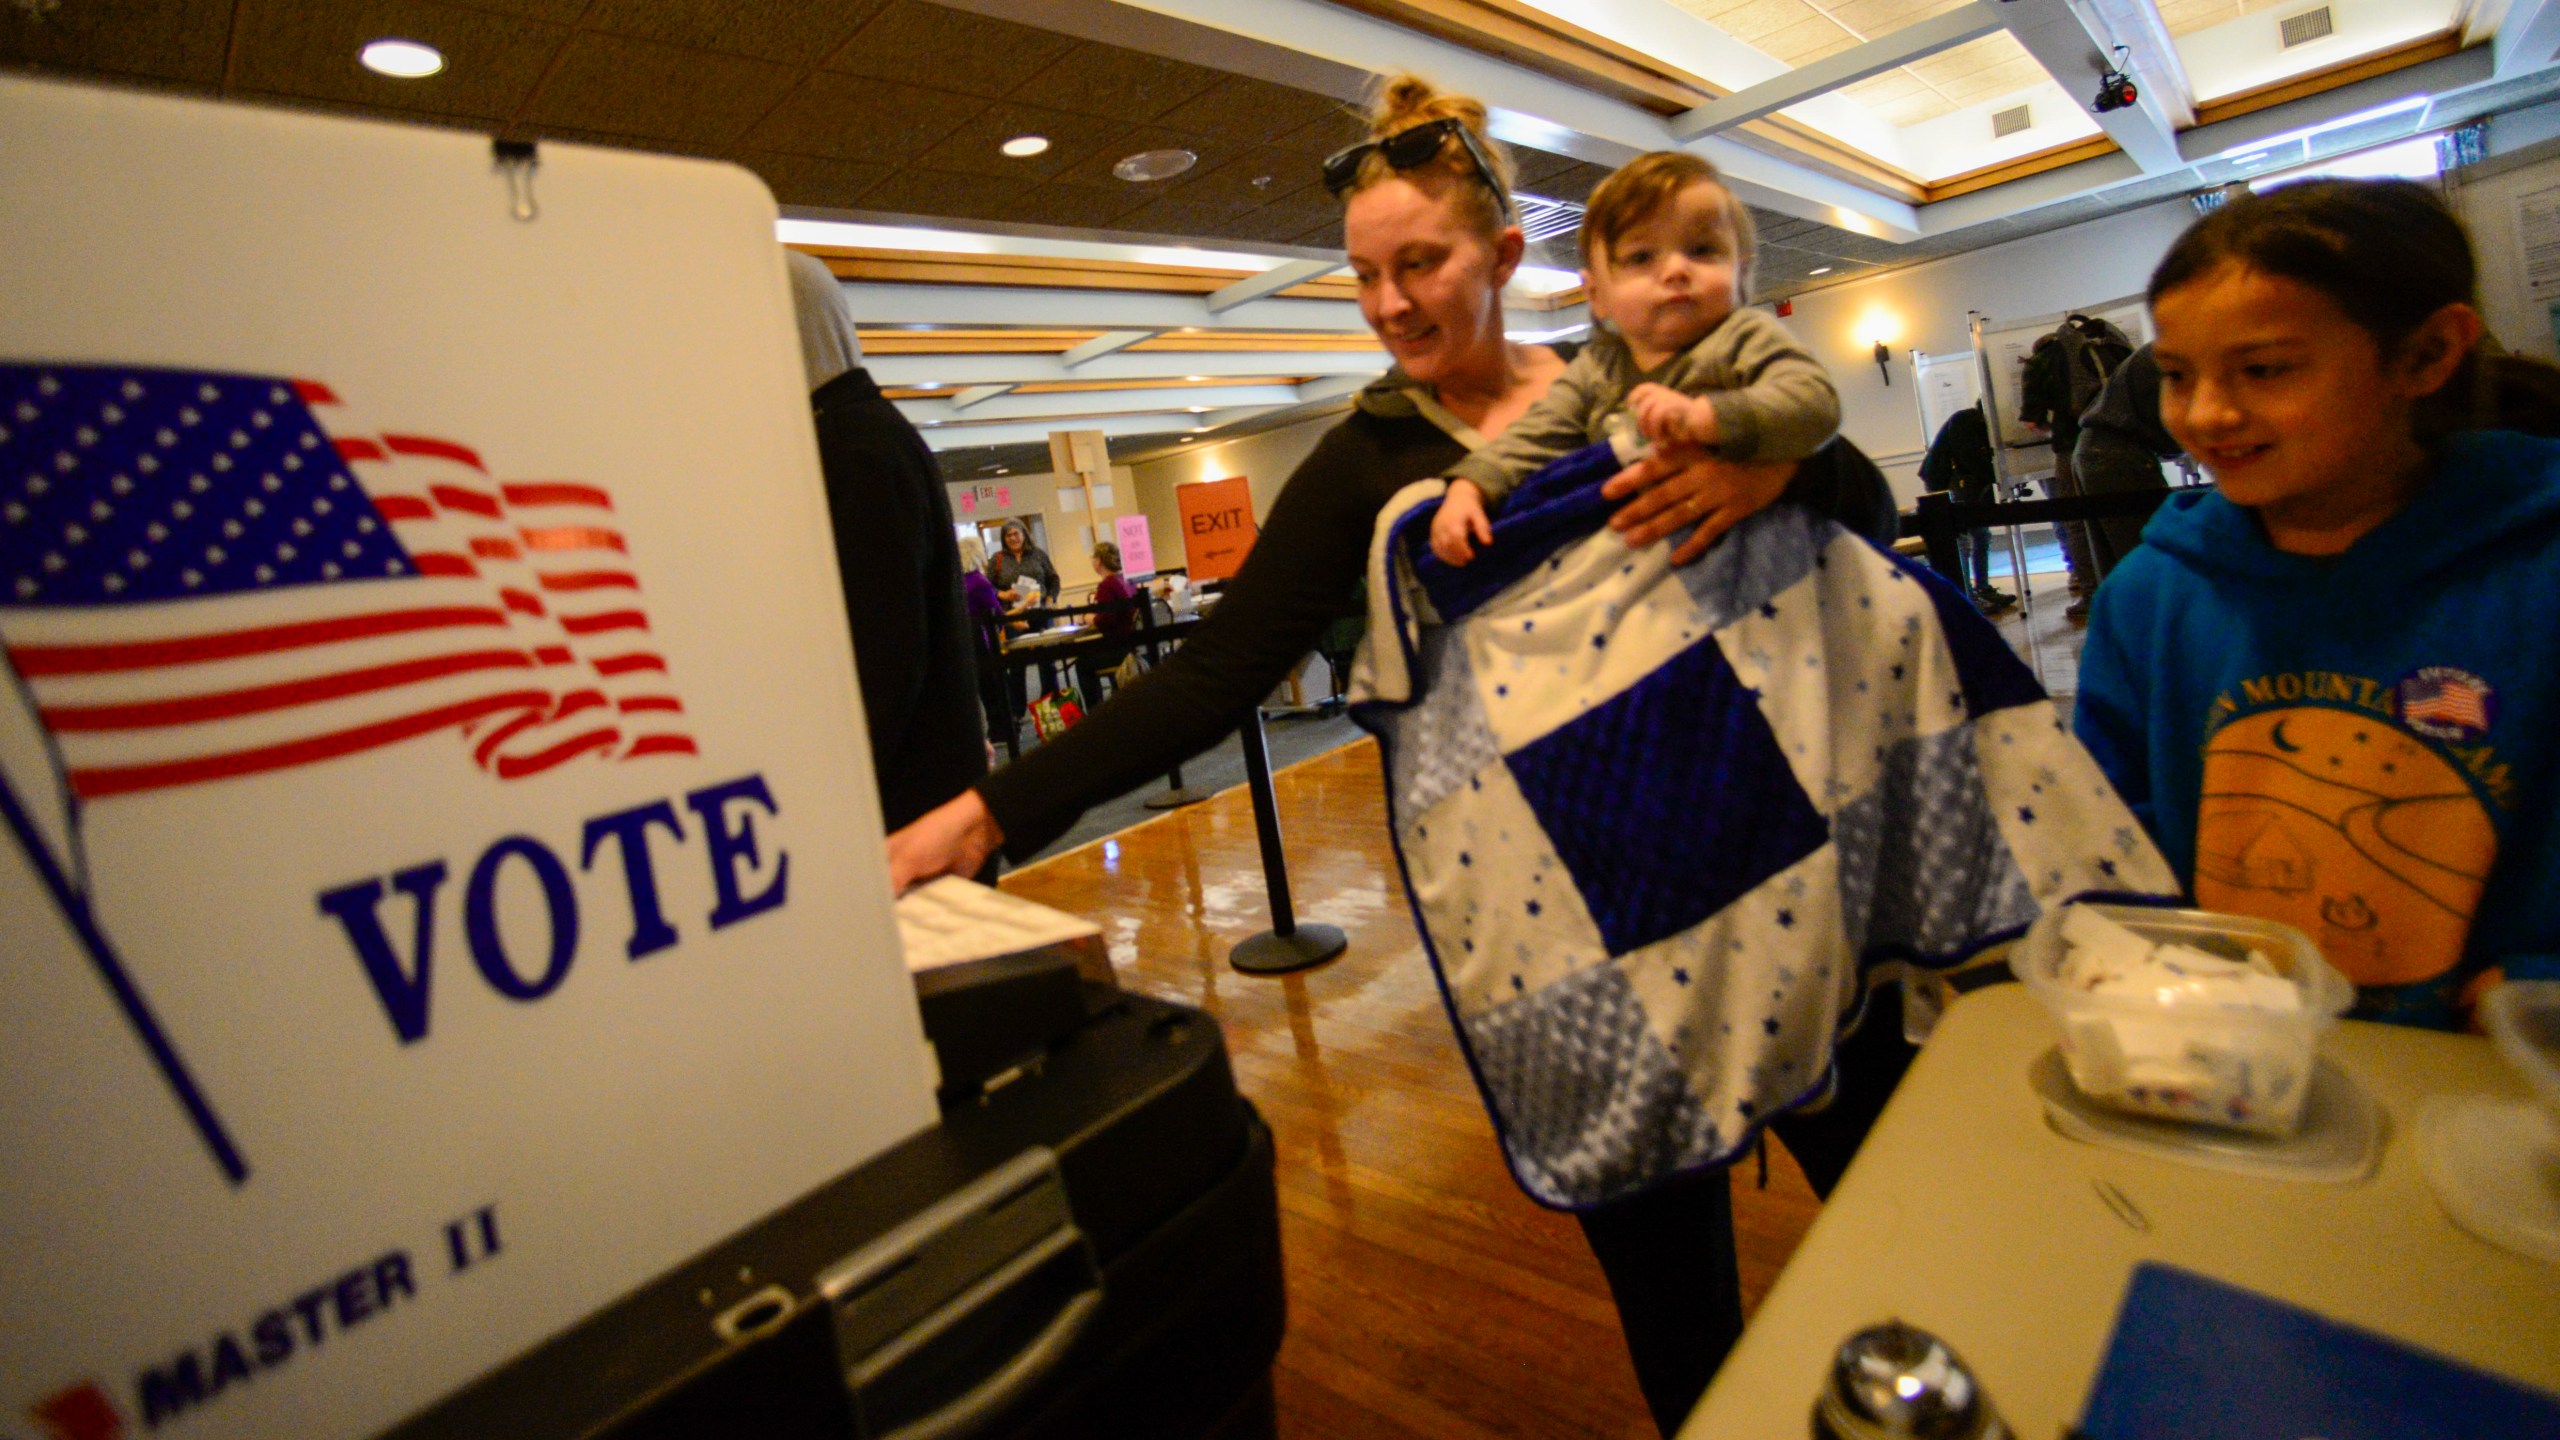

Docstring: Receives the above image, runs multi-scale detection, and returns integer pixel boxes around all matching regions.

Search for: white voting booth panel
[0,77,937,1439]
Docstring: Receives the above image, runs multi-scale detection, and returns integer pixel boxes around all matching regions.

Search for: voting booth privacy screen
[0,77,937,1438]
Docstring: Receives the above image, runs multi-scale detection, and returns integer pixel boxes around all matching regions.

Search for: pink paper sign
[1114,514,1155,574]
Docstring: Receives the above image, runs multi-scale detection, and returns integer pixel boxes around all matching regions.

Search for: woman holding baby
[893,75,1897,1433]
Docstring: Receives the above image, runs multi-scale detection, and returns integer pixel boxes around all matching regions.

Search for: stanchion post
[1230,707,1345,975]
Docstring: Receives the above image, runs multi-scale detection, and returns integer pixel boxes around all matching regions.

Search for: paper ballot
[896,877,1107,976]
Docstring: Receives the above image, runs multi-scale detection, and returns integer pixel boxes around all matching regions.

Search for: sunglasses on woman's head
[1322,118,1515,221]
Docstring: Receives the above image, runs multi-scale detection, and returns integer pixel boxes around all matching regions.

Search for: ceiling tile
[1291,217,1347,247]
[742,71,989,163]
[857,164,1038,223]
[1109,192,1264,238]
[580,0,887,65]
[228,0,569,121]
[1838,69,1928,105]
[732,149,892,208]
[1269,106,1369,159]
[436,0,589,19]
[1531,160,1615,204]
[1179,145,1326,207]
[910,100,1127,182]
[1667,0,1767,21]
[1223,190,1345,247]
[1010,42,1223,123]
[825,1,1077,98]
[1149,73,1348,143]
[1045,124,1243,190]
[1828,0,1974,39]
[529,125,728,160]
[1753,13,1859,65]
[1013,183,1150,229]
[1510,144,1586,191]
[523,32,801,146]
[1,0,229,86]
[1706,0,1818,44]
[1905,32,2020,86]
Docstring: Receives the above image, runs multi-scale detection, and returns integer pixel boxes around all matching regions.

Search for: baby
[1431,151,1842,563]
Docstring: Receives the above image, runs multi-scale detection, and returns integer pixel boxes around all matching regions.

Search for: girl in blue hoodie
[2075,178,2560,1028]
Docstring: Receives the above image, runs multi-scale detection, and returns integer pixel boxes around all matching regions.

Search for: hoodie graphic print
[2075,429,2560,1027]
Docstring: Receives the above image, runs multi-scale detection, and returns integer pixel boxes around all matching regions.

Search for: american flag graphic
[0,363,694,799]
[0,361,699,1187]
[2400,669,2493,735]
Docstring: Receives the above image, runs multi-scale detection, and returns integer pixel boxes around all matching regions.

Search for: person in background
[1074,539,1139,707]
[891,72,1900,1438]
[2070,342,2179,581]
[1916,402,2014,612]
[2076,178,2560,1030]
[990,519,1058,606]
[784,250,986,834]
[957,535,1011,753]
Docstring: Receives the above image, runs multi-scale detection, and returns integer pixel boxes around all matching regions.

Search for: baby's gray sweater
[1449,307,1840,502]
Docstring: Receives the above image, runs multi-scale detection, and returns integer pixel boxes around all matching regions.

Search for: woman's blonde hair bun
[1343,73,1516,238]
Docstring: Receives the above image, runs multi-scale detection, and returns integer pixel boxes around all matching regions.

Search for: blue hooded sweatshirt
[2075,429,2560,1028]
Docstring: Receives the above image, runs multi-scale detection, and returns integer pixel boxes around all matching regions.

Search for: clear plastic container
[2481,981,2560,1126]
[2419,981,2560,1264]
[2011,903,2354,1137]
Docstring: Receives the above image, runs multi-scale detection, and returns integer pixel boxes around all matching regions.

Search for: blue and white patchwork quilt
[1349,442,2176,1210]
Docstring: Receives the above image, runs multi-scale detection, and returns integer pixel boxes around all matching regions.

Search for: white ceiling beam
[918,409,1266,451]
[944,0,1922,238]
[2173,44,2492,164]
[947,383,1014,410]
[1999,0,2185,173]
[1206,257,1343,313]
[2499,0,2560,76]
[897,383,1303,426]
[838,281,1366,331]
[1670,2,2008,141]
[867,349,1392,387]
[2085,0,2195,129]
[1061,329,1154,367]
[840,280,1565,336]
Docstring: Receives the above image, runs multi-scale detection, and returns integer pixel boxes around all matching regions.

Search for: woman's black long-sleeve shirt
[976,378,1896,859]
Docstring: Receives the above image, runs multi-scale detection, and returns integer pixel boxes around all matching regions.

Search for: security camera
[2092,46,2137,114]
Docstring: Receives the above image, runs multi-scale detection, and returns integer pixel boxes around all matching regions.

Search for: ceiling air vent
[2280,7,2333,48]
[1991,104,2032,139]
[1514,192,1586,246]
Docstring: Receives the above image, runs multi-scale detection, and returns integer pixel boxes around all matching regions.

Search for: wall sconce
[1873,342,1892,385]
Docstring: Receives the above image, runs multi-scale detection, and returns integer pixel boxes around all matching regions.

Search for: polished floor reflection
[1001,739,1821,1439]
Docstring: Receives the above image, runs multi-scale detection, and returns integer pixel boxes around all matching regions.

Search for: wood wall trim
[800,244,1363,300]
[2191,31,2466,130]
[1922,134,2122,202]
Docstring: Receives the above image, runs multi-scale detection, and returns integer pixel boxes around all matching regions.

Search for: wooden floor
[1000,741,1823,1440]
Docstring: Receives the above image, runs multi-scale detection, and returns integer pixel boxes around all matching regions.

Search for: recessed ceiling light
[1000,135,1050,158]
[1114,148,1197,182]
[1809,266,1833,275]
[1189,406,1212,413]
[361,39,445,78]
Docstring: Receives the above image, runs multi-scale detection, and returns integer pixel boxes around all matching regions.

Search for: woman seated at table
[1074,540,1142,707]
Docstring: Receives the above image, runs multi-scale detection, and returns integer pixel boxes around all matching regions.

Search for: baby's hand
[1431,481,1494,565]
[1629,384,1718,448]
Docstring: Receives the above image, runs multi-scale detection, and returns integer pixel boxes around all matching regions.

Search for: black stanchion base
[1230,924,1346,976]
[1144,787,1213,810]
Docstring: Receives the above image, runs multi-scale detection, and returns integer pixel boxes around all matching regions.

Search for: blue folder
[2077,1263,2560,1439]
